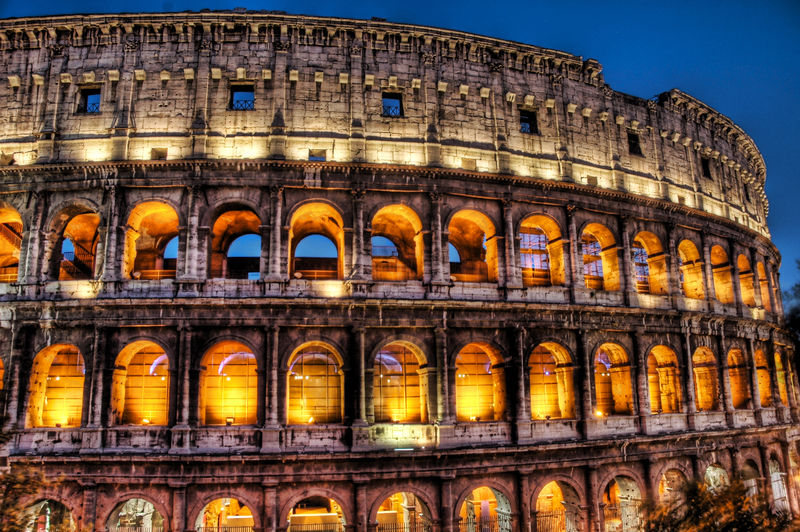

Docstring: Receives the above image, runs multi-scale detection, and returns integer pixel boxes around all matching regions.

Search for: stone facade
[0,10,796,532]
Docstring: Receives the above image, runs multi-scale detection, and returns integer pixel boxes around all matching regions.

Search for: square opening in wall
[77,88,101,114]
[381,92,403,117]
[461,157,477,171]
[519,110,539,134]
[230,84,255,110]
[309,149,327,162]
[627,131,643,156]
[701,157,712,179]
[151,148,168,160]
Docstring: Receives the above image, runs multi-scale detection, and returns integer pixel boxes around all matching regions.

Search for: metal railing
[372,258,417,281]
[135,269,176,280]
[602,502,642,532]
[457,516,512,532]
[286,524,344,532]
[231,99,255,110]
[112,527,164,532]
[377,519,433,532]
[77,101,101,113]
[534,510,580,532]
[381,103,402,117]
[196,527,253,532]
[0,266,17,282]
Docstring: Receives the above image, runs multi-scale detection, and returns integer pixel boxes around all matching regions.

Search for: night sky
[1,0,798,294]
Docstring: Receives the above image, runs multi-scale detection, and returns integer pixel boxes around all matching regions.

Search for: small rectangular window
[309,149,327,162]
[461,157,477,170]
[151,148,168,160]
[381,92,403,117]
[229,85,255,110]
[519,110,539,134]
[77,88,101,114]
[701,157,712,178]
[627,131,643,156]
[585,175,598,186]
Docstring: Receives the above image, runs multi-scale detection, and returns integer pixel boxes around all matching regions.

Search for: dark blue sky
[2,0,798,292]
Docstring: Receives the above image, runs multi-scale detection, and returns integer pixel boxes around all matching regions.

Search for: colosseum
[0,8,796,532]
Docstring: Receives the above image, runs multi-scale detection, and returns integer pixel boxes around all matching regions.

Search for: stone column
[700,233,716,303]
[620,216,636,304]
[435,327,452,423]
[682,327,698,429]
[750,248,763,308]
[101,185,121,283]
[267,325,279,426]
[766,260,782,315]
[747,336,763,420]
[169,481,188,532]
[351,189,366,280]
[566,203,583,302]
[666,223,681,301]
[503,200,521,289]
[176,326,192,426]
[514,326,529,424]
[576,330,592,439]
[765,335,783,410]
[729,241,745,314]
[180,186,201,280]
[89,326,106,428]
[259,223,270,280]
[758,443,774,507]
[517,471,532,532]
[20,190,46,284]
[3,324,26,430]
[354,480,368,532]
[263,481,278,532]
[354,326,367,425]
[348,35,366,162]
[632,329,650,433]
[267,186,283,281]
[780,440,800,516]
[440,476,454,532]
[429,192,446,284]
[586,466,599,532]
[80,482,98,531]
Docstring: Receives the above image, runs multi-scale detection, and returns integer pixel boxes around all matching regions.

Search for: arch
[374,491,433,530]
[677,239,705,299]
[757,262,772,312]
[51,208,101,281]
[581,223,620,291]
[0,206,22,282]
[111,340,170,426]
[287,495,347,531]
[448,209,498,283]
[106,497,166,531]
[199,341,258,425]
[632,231,668,295]
[754,350,772,407]
[0,357,4,392]
[26,344,85,428]
[289,202,344,280]
[529,342,575,420]
[775,351,789,406]
[593,343,633,416]
[737,254,756,307]
[534,480,582,532]
[455,343,506,422]
[457,485,513,532]
[371,204,424,281]
[647,345,681,414]
[602,476,643,532]
[692,347,719,411]
[287,342,344,424]
[769,457,791,513]
[373,341,427,423]
[704,464,729,493]
[657,468,688,505]
[519,214,565,287]
[727,349,751,409]
[710,245,733,304]
[23,499,76,532]
[123,201,180,280]
[195,497,255,531]
[741,459,761,499]
[209,208,262,279]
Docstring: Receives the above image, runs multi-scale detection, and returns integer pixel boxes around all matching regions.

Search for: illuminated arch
[123,201,180,280]
[647,346,681,414]
[49,206,101,281]
[593,343,633,416]
[581,223,619,291]
[741,459,760,498]
[26,344,85,428]
[757,262,771,312]
[704,464,729,493]
[372,341,427,423]
[677,239,705,299]
[519,214,565,287]
[448,210,498,283]
[199,341,258,425]
[710,245,733,304]
[287,495,347,531]
[727,349,751,409]
[457,486,512,532]
[23,499,76,532]
[754,350,772,407]
[534,481,582,532]
[657,469,688,505]
[775,351,789,406]
[529,342,575,420]
[737,254,756,308]
[374,492,432,530]
[111,341,170,426]
[0,206,22,283]
[209,208,262,279]
[692,347,719,411]
[602,476,642,532]
[289,202,345,280]
[106,498,166,531]
[632,231,668,295]
[371,204,424,281]
[195,497,254,530]
[287,342,344,424]
[455,343,505,422]
[769,456,791,513]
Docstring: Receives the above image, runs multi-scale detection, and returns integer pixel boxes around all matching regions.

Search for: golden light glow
[377,492,431,527]
[27,344,85,428]
[112,341,170,426]
[196,498,254,529]
[288,497,345,528]
[455,343,504,422]
[287,343,343,425]
[373,343,425,423]
[199,341,257,426]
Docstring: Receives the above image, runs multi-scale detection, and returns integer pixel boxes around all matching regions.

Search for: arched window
[287,344,343,424]
[754,350,772,407]
[107,498,165,532]
[27,345,85,428]
[196,498,253,531]
[111,341,170,426]
[458,487,512,532]
[209,209,261,279]
[199,342,258,425]
[519,215,565,288]
[448,210,498,283]
[647,346,681,414]
[455,344,505,422]
[163,236,179,271]
[692,347,719,411]
[710,245,733,304]
[0,207,23,283]
[581,223,619,291]
[737,254,757,307]
[727,349,751,409]
[769,458,791,513]
[677,240,705,299]
[535,481,582,532]
[602,477,643,532]
[289,203,345,280]
[775,351,789,406]
[632,232,668,295]
[594,344,633,416]
[0,357,4,392]
[376,492,432,531]
[227,233,261,280]
[658,469,688,505]
[55,211,100,281]
[23,500,76,532]
[529,343,575,420]
[757,262,772,312]
[124,201,179,280]
[704,464,729,494]
[288,497,346,532]
[373,343,426,423]
[371,205,424,281]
